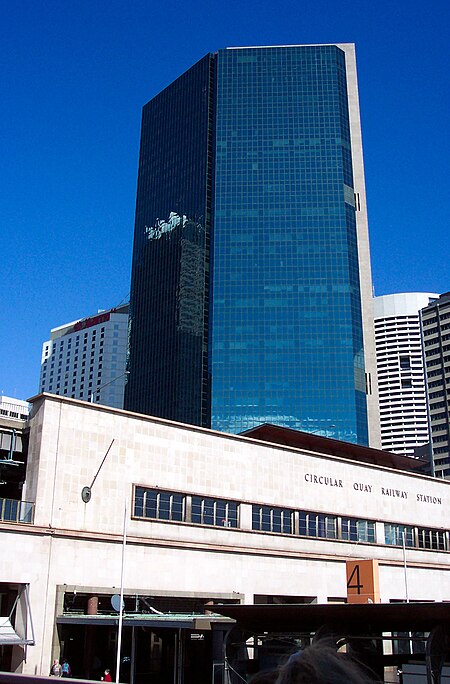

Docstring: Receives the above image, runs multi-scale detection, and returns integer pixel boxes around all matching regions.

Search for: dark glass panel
[125,54,215,426]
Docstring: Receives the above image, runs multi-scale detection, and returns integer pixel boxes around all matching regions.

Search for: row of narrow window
[133,487,448,551]
[425,343,450,357]
[422,322,450,337]
[44,328,106,357]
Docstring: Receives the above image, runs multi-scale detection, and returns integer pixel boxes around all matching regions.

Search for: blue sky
[1,0,449,400]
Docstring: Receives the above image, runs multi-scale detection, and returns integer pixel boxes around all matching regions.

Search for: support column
[84,596,99,678]
[87,596,99,615]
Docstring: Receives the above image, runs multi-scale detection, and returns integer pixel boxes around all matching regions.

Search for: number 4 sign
[346,559,380,603]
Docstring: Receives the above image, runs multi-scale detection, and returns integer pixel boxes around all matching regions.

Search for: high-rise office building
[39,304,129,408]
[421,292,450,478]
[126,44,379,446]
[374,293,437,457]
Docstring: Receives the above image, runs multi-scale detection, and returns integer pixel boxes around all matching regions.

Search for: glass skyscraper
[125,44,379,446]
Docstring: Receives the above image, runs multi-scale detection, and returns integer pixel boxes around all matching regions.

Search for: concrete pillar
[84,595,99,678]
[87,596,98,615]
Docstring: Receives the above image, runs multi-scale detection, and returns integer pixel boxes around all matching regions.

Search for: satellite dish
[111,594,124,612]
[81,486,92,503]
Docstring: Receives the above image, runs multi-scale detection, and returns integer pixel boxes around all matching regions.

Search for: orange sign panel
[346,559,380,604]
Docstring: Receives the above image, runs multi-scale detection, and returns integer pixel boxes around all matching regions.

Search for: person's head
[249,670,279,684]
[275,644,378,684]
[104,670,110,675]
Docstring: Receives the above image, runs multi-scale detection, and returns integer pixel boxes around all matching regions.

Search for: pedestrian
[61,660,72,678]
[101,669,112,682]
[50,659,62,677]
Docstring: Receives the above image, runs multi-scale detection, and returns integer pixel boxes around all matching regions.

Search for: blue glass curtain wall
[211,46,368,443]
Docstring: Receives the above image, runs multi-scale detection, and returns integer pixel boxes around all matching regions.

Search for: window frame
[134,487,185,522]
[252,504,294,534]
[191,495,239,528]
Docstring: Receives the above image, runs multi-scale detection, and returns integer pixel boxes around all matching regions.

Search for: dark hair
[249,670,279,684]
[275,644,378,684]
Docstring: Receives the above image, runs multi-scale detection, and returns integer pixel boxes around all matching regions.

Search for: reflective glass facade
[125,55,214,425]
[126,45,371,445]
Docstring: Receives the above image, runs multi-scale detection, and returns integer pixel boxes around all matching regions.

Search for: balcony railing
[0,400,30,420]
[0,498,34,524]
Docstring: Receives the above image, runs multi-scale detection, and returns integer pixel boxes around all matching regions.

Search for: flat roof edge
[226,43,354,49]
[27,395,445,485]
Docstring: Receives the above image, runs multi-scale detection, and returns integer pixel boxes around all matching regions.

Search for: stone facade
[1,394,449,677]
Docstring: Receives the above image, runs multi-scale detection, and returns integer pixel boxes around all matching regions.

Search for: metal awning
[0,585,35,647]
[0,618,34,647]
[57,613,233,630]
[210,602,450,633]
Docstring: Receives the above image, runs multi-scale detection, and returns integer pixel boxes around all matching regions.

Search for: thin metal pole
[402,531,409,603]
[90,370,130,404]
[115,498,128,684]
[177,628,183,684]
[89,440,115,490]
[402,530,415,656]
[173,632,177,684]
[130,627,136,684]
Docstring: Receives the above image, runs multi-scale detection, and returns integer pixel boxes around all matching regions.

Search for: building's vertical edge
[420,293,450,479]
[340,44,381,449]
[419,305,436,477]
[204,53,217,428]
[22,396,47,517]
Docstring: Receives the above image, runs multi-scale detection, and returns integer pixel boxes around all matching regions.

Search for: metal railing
[0,400,30,420]
[0,498,34,523]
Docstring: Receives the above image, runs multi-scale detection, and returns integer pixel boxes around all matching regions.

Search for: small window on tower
[399,356,410,370]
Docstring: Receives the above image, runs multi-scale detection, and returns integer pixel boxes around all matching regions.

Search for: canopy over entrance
[57,613,232,630]
[0,585,34,647]
[0,619,34,647]
[211,601,450,633]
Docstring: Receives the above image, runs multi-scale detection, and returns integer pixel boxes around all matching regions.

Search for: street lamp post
[115,497,128,684]
[79,443,128,684]
[89,371,130,404]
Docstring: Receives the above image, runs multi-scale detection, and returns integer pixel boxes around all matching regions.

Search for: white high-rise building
[39,304,129,408]
[374,293,438,457]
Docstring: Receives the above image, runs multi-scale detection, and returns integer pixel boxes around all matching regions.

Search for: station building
[1,394,449,682]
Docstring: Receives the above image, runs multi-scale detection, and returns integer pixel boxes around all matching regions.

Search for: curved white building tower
[374,293,438,457]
